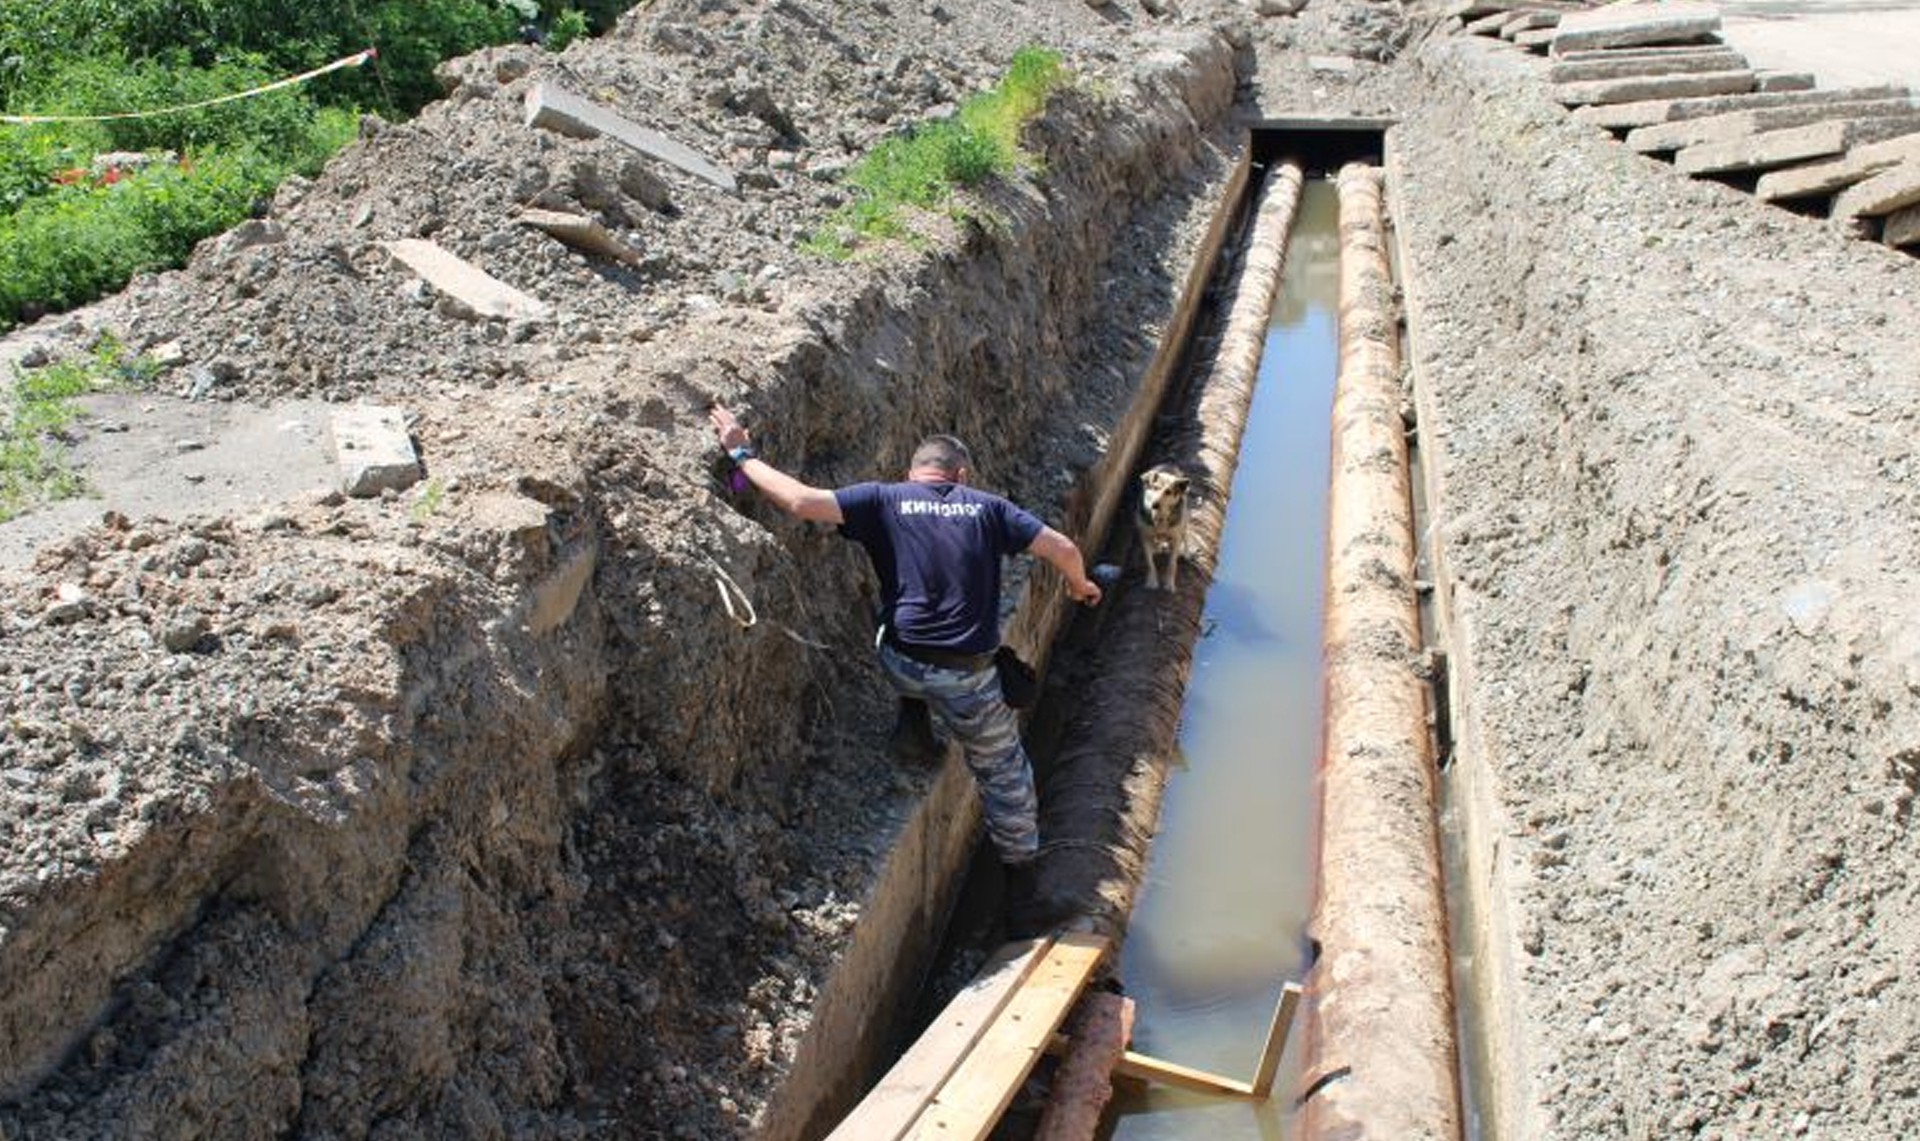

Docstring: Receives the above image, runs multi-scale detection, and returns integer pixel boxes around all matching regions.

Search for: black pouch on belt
[994,646,1039,709]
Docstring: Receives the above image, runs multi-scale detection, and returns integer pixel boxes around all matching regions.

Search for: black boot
[889,697,940,765]
[1004,860,1049,940]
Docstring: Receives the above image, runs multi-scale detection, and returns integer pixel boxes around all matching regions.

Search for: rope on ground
[0,49,377,125]
[702,553,833,651]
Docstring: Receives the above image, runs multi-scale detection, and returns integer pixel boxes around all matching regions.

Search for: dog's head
[1139,465,1190,524]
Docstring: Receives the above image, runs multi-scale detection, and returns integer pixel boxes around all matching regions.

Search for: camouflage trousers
[877,643,1040,864]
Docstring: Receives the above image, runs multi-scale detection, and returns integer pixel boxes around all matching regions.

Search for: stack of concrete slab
[1450,0,1916,256]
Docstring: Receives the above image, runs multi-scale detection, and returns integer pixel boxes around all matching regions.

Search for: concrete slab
[385,239,552,322]
[0,396,336,570]
[1625,97,1920,153]
[1465,10,1517,35]
[1721,1,1920,91]
[1571,83,1910,130]
[524,81,738,193]
[1675,115,1920,175]
[1886,202,1920,247]
[1833,159,1920,218]
[1755,131,1920,200]
[1754,71,1815,92]
[515,208,643,265]
[1551,2,1723,55]
[1549,48,1747,85]
[1515,26,1559,48]
[1501,10,1559,38]
[1555,44,1745,63]
[1555,69,1755,107]
[330,406,422,498]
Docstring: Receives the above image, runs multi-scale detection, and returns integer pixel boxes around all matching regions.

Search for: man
[708,404,1102,923]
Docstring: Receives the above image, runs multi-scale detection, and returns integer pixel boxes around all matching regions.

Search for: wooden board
[903,933,1110,1141]
[825,938,1053,1141]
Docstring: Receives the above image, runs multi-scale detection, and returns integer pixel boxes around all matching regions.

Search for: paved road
[1719,1,1920,89]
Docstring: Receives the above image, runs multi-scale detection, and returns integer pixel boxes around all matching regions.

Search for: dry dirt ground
[1,0,1917,1139]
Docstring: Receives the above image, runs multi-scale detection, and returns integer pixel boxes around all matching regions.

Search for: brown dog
[1137,464,1191,591]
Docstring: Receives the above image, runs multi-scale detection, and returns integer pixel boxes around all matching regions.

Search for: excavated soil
[1398,34,1920,1141]
[4,0,1918,1139]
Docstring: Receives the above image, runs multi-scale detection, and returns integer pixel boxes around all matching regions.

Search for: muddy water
[1099,178,1340,1141]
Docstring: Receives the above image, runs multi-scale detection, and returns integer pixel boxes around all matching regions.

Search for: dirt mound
[0,2,1249,1137]
[1400,35,1920,1141]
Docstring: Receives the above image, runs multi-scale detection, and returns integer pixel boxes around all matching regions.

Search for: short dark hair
[911,434,973,474]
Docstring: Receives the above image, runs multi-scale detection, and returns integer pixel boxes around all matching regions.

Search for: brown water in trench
[1097,177,1340,1141]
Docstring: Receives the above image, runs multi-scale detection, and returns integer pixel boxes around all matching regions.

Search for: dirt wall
[1398,35,1920,1141]
[0,10,1243,1139]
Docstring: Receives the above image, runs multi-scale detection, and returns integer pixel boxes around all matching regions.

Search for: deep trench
[829,127,1475,1141]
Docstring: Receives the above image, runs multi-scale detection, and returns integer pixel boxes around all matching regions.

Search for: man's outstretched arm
[1029,527,1102,606]
[709,404,843,524]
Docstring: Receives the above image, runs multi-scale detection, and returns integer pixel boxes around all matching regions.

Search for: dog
[1136,464,1191,591]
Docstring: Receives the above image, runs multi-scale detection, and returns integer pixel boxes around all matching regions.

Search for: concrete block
[1673,116,1920,176]
[524,81,737,193]
[1549,48,1746,85]
[1756,131,1920,200]
[1755,72,1816,93]
[1556,44,1746,63]
[385,239,551,321]
[1465,10,1514,35]
[1571,84,1910,131]
[1515,27,1558,49]
[1554,69,1754,108]
[1501,10,1557,38]
[331,406,421,498]
[1627,98,1920,154]
[1551,2,1722,55]
[1833,160,1920,219]
[515,208,643,265]
[1886,203,1920,248]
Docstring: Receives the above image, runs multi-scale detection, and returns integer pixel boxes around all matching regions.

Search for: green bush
[14,53,328,156]
[805,46,1068,259]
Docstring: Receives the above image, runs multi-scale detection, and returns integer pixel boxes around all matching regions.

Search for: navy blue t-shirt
[835,481,1045,654]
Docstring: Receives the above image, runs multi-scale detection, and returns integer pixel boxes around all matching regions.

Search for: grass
[804,46,1068,259]
[410,476,447,523]
[0,337,156,521]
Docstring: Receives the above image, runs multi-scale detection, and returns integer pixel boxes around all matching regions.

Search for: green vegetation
[0,0,636,332]
[804,46,1069,259]
[410,476,448,523]
[1,337,156,520]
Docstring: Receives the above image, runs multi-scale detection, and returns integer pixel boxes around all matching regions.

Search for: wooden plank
[1113,1050,1254,1097]
[1248,982,1305,1099]
[826,938,1054,1141]
[903,933,1110,1141]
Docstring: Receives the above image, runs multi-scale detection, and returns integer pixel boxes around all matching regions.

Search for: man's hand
[709,403,750,451]
[1066,577,1103,606]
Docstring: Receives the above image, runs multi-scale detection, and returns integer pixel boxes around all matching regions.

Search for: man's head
[908,434,973,483]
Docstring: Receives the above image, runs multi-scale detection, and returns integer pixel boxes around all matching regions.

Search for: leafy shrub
[14,53,328,156]
[547,8,592,52]
[805,46,1068,259]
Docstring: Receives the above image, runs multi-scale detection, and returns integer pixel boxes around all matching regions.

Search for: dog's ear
[1170,473,1191,492]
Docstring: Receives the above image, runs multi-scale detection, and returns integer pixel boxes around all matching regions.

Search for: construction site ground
[1,1,1917,1140]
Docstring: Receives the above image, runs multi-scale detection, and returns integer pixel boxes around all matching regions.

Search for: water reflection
[1102,176,1341,1141]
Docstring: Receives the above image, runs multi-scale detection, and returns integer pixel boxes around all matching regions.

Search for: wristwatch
[728,444,757,465]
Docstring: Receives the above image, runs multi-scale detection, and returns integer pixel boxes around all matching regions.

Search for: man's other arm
[1028,527,1102,605]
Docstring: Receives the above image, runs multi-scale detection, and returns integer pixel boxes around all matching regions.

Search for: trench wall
[0,30,1242,1141]
[1398,35,1920,1141]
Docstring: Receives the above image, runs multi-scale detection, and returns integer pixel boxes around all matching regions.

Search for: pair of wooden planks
[826,931,1306,1141]
[827,934,1111,1141]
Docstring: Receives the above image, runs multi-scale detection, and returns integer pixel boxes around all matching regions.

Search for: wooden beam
[1113,1050,1254,1097]
[1249,982,1305,1099]
[826,938,1053,1141]
[903,933,1110,1141]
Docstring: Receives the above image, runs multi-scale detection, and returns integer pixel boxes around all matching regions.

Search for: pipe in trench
[1300,164,1461,1141]
[1029,159,1306,938]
